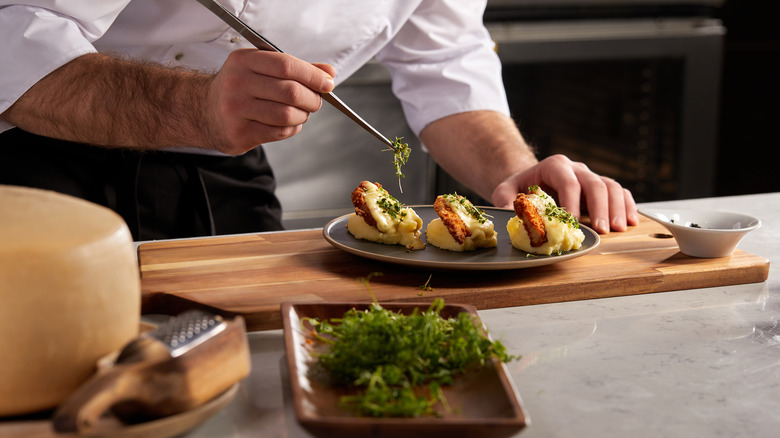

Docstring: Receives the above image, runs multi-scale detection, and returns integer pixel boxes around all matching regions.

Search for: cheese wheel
[0,185,141,416]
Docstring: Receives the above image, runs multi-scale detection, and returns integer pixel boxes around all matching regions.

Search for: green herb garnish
[543,204,579,228]
[387,137,411,193]
[304,298,517,418]
[528,185,579,228]
[442,193,490,224]
[418,274,435,292]
[374,187,407,221]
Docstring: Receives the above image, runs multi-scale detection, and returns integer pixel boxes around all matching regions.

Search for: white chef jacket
[0,0,510,140]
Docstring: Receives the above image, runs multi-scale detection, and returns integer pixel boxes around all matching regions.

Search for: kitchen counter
[183,192,780,438]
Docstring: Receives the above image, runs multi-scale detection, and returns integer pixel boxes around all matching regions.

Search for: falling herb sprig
[386,137,411,193]
[418,274,435,292]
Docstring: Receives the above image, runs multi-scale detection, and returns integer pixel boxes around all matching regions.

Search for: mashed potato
[426,218,497,251]
[425,194,497,252]
[347,182,425,250]
[507,188,585,255]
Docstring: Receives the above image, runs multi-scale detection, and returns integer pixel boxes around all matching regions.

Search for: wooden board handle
[53,316,250,434]
[52,360,154,433]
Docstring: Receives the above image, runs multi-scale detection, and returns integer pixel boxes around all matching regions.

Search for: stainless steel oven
[481,0,725,204]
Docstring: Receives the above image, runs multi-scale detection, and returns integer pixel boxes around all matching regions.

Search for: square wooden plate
[281,302,528,438]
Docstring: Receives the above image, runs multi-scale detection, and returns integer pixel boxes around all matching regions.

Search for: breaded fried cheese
[514,192,548,247]
[506,185,585,255]
[426,194,497,252]
[433,195,470,244]
[347,181,425,251]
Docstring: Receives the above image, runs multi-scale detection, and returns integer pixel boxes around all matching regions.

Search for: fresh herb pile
[304,298,516,418]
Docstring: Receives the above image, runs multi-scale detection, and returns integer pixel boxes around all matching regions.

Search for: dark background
[714,0,780,196]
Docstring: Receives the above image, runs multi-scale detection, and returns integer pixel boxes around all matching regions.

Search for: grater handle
[52,313,250,434]
[52,360,155,433]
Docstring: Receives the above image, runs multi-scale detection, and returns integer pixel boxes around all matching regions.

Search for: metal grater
[144,310,227,358]
[53,309,248,433]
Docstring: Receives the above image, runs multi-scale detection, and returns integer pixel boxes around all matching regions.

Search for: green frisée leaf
[303,298,518,418]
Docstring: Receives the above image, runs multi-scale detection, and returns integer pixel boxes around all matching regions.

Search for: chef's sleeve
[374,0,510,137]
[0,2,130,132]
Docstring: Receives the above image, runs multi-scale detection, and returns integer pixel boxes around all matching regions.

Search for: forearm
[1,53,215,150]
[420,110,538,202]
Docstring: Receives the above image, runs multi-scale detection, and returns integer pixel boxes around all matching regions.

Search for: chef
[0,0,638,240]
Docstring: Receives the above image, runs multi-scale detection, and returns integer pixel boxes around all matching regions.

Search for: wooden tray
[138,217,770,331]
[281,302,527,438]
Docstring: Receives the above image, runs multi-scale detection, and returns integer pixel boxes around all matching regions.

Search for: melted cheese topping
[347,182,425,250]
[506,190,585,255]
[426,196,497,252]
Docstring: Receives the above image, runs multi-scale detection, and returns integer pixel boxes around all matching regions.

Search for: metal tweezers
[196,0,395,149]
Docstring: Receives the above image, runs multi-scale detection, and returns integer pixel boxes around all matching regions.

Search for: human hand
[204,49,336,154]
[490,154,639,234]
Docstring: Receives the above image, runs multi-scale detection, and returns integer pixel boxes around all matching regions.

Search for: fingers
[312,62,337,85]
[490,180,520,209]
[582,175,622,234]
[605,178,628,232]
[542,155,639,234]
[228,50,333,114]
[206,50,335,153]
[491,154,639,234]
[239,51,335,95]
[623,188,640,226]
[542,155,583,219]
[578,174,639,233]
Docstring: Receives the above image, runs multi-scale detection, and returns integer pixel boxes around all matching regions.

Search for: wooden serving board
[138,218,769,331]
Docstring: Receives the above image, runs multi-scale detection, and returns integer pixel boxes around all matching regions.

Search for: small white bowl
[638,208,761,258]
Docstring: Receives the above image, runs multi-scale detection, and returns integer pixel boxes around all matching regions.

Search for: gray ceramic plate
[322,206,599,270]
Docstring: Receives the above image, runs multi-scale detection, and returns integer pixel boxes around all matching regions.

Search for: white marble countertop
[183,192,780,438]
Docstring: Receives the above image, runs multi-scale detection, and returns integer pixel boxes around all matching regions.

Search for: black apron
[0,128,284,241]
